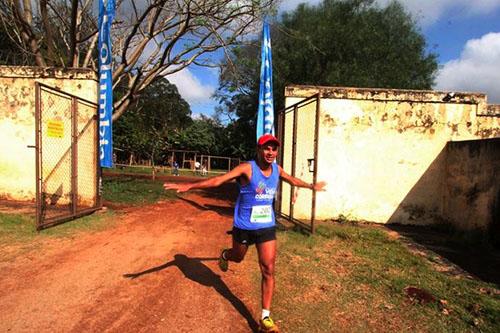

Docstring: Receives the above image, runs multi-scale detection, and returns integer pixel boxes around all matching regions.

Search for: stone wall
[282,85,500,230]
[444,138,499,231]
[0,66,97,201]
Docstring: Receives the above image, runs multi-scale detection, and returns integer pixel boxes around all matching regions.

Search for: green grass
[104,165,226,178]
[0,176,175,245]
[264,223,500,333]
[0,210,115,245]
[103,176,177,204]
[0,213,36,241]
[108,165,158,175]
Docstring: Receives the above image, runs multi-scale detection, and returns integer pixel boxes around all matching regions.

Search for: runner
[163,134,326,333]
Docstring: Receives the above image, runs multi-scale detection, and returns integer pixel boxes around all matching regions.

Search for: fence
[35,83,101,229]
[277,94,321,233]
[167,150,240,174]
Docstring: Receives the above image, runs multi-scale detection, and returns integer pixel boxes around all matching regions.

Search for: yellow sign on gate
[47,120,64,138]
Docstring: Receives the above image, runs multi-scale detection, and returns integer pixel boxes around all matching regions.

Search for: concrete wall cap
[0,65,96,80]
[285,84,487,105]
[486,104,500,116]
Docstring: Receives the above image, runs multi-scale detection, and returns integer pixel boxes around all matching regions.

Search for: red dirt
[0,190,262,332]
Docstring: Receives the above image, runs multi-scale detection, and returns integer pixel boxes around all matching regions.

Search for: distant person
[172,160,179,176]
[201,163,208,176]
[194,160,201,175]
[164,134,327,333]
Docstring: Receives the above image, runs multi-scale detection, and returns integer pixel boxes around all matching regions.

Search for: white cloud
[280,1,500,27]
[435,32,500,103]
[375,0,500,27]
[190,112,204,119]
[166,68,216,106]
[279,0,320,12]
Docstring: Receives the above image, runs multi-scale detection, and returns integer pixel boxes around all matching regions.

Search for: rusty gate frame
[35,82,102,230]
[276,93,321,233]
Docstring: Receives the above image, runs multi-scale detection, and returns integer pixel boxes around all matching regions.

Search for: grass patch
[0,210,115,246]
[0,213,36,241]
[266,223,500,333]
[103,176,177,205]
[104,166,225,178]
[0,175,175,246]
[0,211,115,240]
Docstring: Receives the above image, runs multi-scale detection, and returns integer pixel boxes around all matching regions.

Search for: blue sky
[168,0,500,117]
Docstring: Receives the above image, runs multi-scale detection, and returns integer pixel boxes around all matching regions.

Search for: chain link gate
[35,83,101,230]
[277,94,321,233]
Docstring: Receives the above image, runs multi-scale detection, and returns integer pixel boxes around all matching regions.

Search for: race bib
[250,205,273,223]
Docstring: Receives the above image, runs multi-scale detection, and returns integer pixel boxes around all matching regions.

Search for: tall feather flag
[256,21,274,141]
[98,0,115,168]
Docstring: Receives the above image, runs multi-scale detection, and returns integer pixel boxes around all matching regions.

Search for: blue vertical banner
[98,0,115,168]
[256,21,274,141]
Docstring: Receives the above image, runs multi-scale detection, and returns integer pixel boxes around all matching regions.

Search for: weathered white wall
[0,66,97,201]
[444,139,499,230]
[282,85,500,230]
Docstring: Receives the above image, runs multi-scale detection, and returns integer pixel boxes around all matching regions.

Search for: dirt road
[0,188,261,332]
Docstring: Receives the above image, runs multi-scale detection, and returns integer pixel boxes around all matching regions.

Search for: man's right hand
[163,183,191,193]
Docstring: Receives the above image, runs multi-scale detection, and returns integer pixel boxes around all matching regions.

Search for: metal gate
[35,82,101,230]
[277,94,321,233]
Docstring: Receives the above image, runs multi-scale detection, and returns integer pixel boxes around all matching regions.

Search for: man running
[163,134,326,333]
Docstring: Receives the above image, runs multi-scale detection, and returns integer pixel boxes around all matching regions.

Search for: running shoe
[218,248,229,272]
[259,316,279,333]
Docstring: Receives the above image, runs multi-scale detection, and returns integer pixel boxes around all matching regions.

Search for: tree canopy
[171,115,223,154]
[216,0,438,158]
[1,0,277,120]
[276,0,437,92]
[113,76,191,164]
[114,77,230,164]
[0,22,27,65]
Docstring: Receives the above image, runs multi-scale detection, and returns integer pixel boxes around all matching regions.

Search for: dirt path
[0,191,261,332]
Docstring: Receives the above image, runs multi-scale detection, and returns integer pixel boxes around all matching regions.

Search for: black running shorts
[232,226,276,245]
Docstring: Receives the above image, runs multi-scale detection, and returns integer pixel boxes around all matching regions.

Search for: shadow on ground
[386,224,500,287]
[177,196,234,217]
[194,182,239,202]
[123,254,259,332]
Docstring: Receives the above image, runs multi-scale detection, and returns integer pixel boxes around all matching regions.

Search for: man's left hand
[313,181,327,191]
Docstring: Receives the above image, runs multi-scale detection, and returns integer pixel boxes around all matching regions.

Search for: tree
[275,0,437,96]
[171,115,220,154]
[214,41,261,159]
[0,1,32,65]
[113,76,191,164]
[1,0,277,121]
[216,0,438,155]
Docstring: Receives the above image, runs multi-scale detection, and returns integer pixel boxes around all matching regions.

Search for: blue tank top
[234,160,279,230]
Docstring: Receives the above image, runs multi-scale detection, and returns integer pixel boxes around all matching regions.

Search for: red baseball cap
[257,134,280,147]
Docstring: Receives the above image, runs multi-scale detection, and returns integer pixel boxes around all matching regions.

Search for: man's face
[258,143,279,164]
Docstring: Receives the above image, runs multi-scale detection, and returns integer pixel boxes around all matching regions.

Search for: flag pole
[98,0,116,168]
[256,19,275,141]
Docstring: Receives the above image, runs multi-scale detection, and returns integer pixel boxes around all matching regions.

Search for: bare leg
[226,237,248,263]
[256,240,277,311]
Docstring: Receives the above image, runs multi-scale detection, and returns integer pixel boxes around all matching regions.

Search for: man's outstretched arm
[278,165,327,191]
[163,163,250,193]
